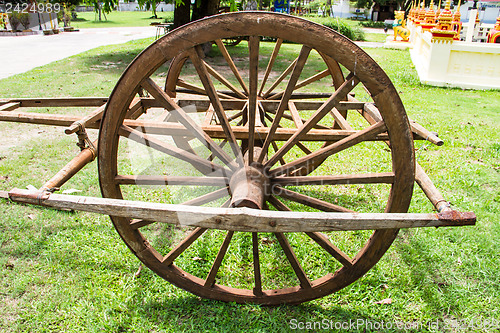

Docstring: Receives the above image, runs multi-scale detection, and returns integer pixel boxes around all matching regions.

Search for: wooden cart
[0,12,475,305]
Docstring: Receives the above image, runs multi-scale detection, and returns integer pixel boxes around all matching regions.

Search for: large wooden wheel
[98,12,415,305]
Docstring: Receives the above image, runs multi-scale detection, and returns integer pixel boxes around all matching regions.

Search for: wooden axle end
[437,211,476,226]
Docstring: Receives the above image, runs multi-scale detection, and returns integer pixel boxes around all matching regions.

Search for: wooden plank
[147,98,364,113]
[0,110,391,142]
[6,97,108,107]
[5,189,476,232]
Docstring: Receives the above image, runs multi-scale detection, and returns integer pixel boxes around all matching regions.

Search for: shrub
[359,20,386,28]
[8,12,21,31]
[19,12,30,30]
[312,17,365,41]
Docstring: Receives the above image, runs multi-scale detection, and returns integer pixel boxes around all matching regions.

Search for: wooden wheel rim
[98,12,415,305]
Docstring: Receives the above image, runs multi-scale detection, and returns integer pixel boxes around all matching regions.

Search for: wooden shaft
[41,140,97,191]
[5,189,476,232]
[410,121,444,146]
[415,162,450,212]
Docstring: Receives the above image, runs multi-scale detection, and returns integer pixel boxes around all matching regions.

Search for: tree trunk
[174,0,191,29]
[192,0,220,22]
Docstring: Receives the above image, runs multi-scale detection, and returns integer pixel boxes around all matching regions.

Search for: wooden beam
[0,102,20,111]
[2,97,108,107]
[5,189,476,232]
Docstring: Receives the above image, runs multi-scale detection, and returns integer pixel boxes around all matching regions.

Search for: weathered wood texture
[6,189,475,232]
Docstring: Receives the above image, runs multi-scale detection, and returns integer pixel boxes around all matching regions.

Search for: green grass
[71,10,174,29]
[0,36,499,332]
[364,32,389,43]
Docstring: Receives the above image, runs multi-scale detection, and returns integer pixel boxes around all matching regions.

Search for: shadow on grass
[79,48,148,76]
[131,294,397,331]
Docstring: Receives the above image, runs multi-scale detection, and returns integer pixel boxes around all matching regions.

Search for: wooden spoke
[221,198,231,208]
[203,61,247,99]
[187,46,242,163]
[115,175,229,186]
[163,227,207,266]
[265,73,360,168]
[176,79,235,100]
[272,172,395,186]
[296,142,312,155]
[268,196,353,267]
[119,125,230,176]
[268,69,330,100]
[203,106,215,126]
[227,110,244,122]
[270,121,387,177]
[258,38,283,96]
[329,107,353,131]
[288,101,303,128]
[273,185,353,212]
[141,78,237,170]
[257,102,267,128]
[214,39,249,95]
[271,141,286,166]
[208,139,228,162]
[274,232,312,289]
[262,57,298,98]
[247,36,260,165]
[305,232,353,267]
[258,46,312,163]
[181,187,229,206]
[204,231,234,287]
[252,232,262,295]
[130,219,155,230]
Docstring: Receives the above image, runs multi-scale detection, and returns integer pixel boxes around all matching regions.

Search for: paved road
[0,27,156,79]
[0,26,386,80]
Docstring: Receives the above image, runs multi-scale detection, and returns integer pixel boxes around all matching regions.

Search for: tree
[84,0,119,21]
[138,0,161,19]
[173,0,221,29]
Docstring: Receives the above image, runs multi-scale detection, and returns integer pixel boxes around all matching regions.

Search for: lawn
[71,10,174,29]
[0,33,499,332]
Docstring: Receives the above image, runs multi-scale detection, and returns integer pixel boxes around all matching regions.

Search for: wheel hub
[229,165,270,209]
